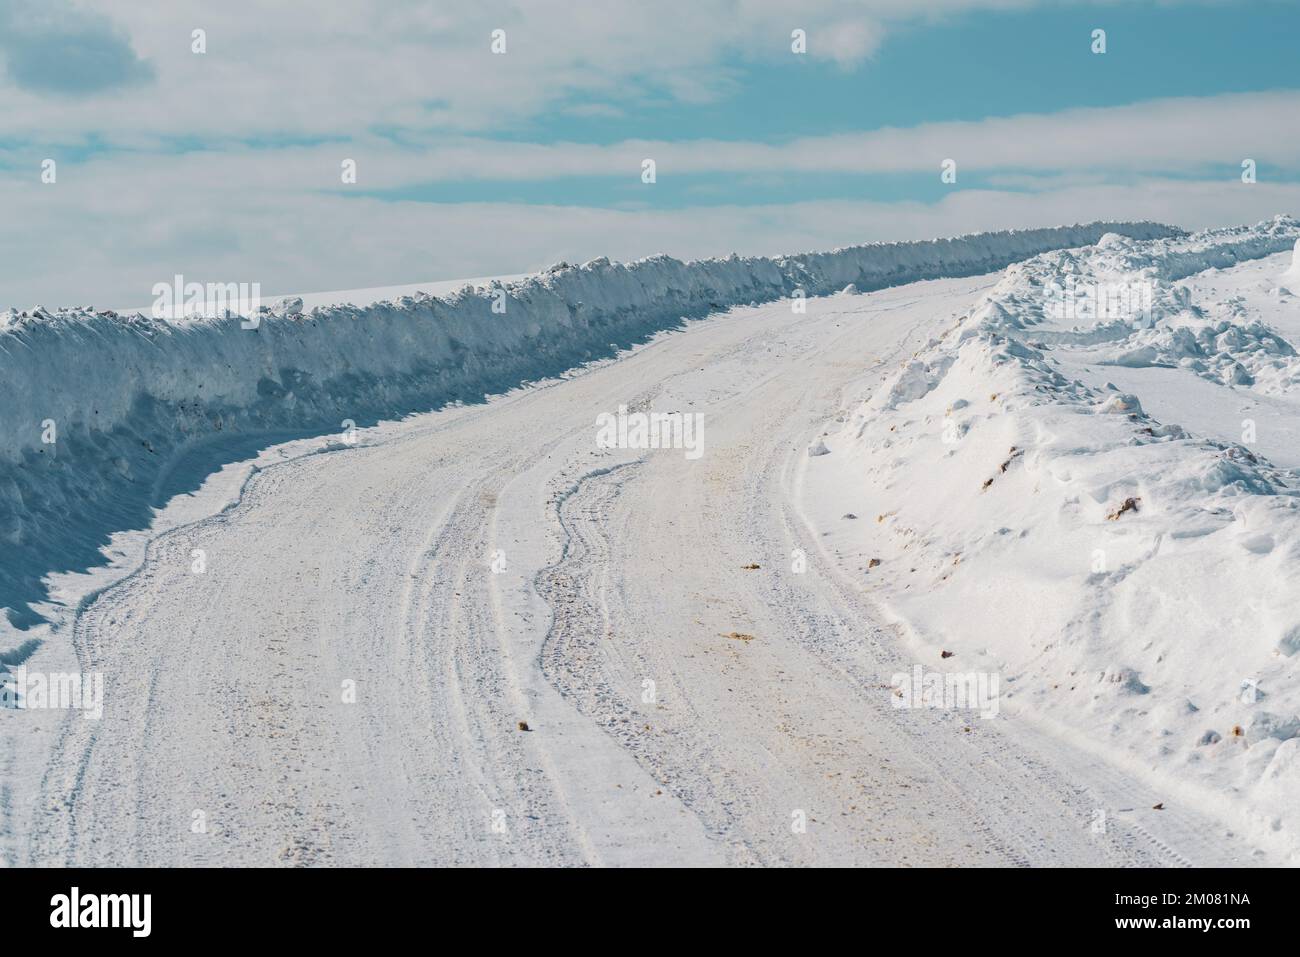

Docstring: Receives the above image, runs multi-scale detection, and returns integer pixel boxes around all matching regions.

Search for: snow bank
[0,222,1174,628]
[813,215,1300,857]
[1280,238,1300,290]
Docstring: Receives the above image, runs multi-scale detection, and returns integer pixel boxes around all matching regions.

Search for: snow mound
[1282,238,1300,285]
[822,215,1300,859]
[1094,392,1142,415]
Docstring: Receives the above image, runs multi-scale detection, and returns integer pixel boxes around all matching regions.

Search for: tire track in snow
[19,269,1236,866]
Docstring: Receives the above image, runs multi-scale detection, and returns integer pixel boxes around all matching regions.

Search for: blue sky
[510,3,1300,143]
[1,0,1299,307]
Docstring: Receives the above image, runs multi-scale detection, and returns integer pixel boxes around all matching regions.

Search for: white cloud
[9,86,1292,236]
[3,2,1291,308]
[361,90,1300,182]
[5,174,1296,310]
[0,0,1074,139]
[818,19,885,65]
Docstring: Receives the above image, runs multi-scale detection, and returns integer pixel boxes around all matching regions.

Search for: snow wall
[0,221,1179,626]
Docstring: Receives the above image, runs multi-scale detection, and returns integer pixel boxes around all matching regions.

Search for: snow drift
[808,215,1300,859]
[0,222,1175,628]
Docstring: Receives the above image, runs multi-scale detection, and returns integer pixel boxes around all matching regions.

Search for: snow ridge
[836,215,1300,858]
[0,221,1174,626]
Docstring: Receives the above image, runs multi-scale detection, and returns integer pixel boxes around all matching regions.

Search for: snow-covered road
[18,270,1272,867]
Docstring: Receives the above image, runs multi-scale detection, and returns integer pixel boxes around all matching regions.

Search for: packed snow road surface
[17,272,1271,867]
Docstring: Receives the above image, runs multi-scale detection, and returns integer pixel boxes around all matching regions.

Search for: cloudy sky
[2,0,1298,308]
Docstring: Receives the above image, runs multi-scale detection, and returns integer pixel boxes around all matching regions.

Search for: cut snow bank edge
[0,222,1176,627]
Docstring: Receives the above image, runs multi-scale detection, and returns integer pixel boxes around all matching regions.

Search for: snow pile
[0,222,1174,629]
[1280,238,1300,290]
[812,215,1300,857]
[1032,228,1300,395]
